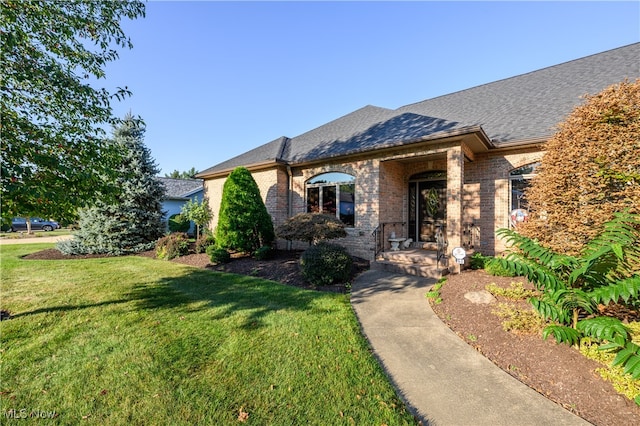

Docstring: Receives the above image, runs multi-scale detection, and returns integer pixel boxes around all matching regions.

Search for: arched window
[509,162,540,212]
[306,172,355,226]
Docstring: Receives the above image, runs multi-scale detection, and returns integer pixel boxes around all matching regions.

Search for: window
[509,163,540,227]
[509,163,540,211]
[306,172,355,226]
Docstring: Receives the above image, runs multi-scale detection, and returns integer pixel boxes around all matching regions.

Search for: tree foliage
[488,212,640,384]
[165,167,199,179]
[57,115,166,255]
[519,79,640,254]
[1,0,146,222]
[276,213,347,245]
[181,198,212,238]
[215,167,274,253]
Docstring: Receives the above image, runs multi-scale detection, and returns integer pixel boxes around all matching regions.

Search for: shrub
[155,232,190,260]
[469,252,486,270]
[195,234,215,254]
[489,212,640,387]
[491,303,546,335]
[299,242,352,287]
[216,167,275,253]
[207,246,231,264]
[484,258,518,277]
[519,79,640,255]
[168,213,190,233]
[485,282,538,300]
[253,245,274,260]
[276,213,347,245]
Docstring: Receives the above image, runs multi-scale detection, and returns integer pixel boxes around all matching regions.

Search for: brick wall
[464,147,544,254]
[202,143,545,260]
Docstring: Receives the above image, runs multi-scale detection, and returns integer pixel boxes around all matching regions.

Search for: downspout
[286,165,293,251]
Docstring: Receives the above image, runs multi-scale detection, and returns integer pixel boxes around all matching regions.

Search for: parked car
[8,217,60,232]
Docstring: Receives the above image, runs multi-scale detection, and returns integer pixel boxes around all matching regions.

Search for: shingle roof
[199,43,639,177]
[198,136,288,176]
[399,43,640,143]
[157,177,203,200]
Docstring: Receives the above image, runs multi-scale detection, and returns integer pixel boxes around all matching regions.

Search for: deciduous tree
[1,0,145,222]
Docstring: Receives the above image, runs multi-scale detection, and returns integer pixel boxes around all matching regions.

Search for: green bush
[155,232,190,260]
[168,213,191,233]
[216,167,275,253]
[470,252,486,270]
[195,234,215,254]
[299,242,352,287]
[207,246,231,264]
[484,257,517,277]
[254,245,274,260]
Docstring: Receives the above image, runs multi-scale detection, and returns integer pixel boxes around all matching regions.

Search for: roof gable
[157,177,203,199]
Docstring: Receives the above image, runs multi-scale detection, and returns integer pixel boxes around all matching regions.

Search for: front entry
[408,172,447,243]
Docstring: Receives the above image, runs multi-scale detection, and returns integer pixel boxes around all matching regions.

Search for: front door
[408,176,446,242]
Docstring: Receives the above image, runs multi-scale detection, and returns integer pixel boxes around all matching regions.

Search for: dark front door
[408,179,446,242]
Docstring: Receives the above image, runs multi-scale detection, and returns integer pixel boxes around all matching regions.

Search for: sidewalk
[351,270,591,426]
[0,234,72,245]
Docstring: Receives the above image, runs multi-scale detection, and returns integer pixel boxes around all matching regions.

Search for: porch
[371,221,480,278]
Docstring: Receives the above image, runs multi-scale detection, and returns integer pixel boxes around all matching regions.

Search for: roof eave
[197,159,288,179]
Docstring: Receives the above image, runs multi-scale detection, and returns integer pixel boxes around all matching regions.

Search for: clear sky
[102,1,640,176]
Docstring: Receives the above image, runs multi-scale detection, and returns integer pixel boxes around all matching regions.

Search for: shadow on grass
[127,269,331,329]
[11,265,333,330]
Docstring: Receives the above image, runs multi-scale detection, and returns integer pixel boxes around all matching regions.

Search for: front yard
[0,244,416,424]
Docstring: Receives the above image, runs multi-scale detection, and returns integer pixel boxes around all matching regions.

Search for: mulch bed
[432,270,640,426]
[19,248,640,425]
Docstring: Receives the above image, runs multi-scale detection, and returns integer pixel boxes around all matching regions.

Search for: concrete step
[371,260,444,279]
[374,248,447,279]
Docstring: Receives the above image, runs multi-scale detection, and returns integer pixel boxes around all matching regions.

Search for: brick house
[197,43,639,267]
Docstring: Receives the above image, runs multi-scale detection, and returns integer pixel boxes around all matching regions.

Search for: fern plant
[488,211,640,386]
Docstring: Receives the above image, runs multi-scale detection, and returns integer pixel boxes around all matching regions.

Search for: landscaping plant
[215,167,274,253]
[518,79,640,255]
[155,232,190,260]
[58,115,166,255]
[276,212,347,246]
[181,198,212,239]
[299,242,352,287]
[168,213,190,233]
[489,211,640,390]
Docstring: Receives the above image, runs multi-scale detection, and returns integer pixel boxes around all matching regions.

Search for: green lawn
[0,244,416,425]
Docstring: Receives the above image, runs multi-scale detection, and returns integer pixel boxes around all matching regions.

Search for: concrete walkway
[351,270,591,426]
[0,234,72,245]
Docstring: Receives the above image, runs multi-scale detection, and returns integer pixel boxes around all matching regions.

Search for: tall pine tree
[58,114,166,255]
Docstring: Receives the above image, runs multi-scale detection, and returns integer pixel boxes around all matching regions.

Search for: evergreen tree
[215,167,275,253]
[58,115,166,255]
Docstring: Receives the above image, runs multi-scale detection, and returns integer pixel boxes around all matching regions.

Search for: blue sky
[103,1,640,176]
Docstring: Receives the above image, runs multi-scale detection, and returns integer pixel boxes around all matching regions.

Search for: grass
[0,244,416,425]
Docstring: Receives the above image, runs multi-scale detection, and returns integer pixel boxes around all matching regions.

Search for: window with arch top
[306,172,355,227]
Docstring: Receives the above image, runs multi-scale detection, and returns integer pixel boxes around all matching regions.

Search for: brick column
[447,145,464,253]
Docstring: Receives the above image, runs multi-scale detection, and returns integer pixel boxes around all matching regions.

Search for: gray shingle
[198,136,288,176]
[200,43,639,175]
[399,43,640,143]
[157,177,203,200]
